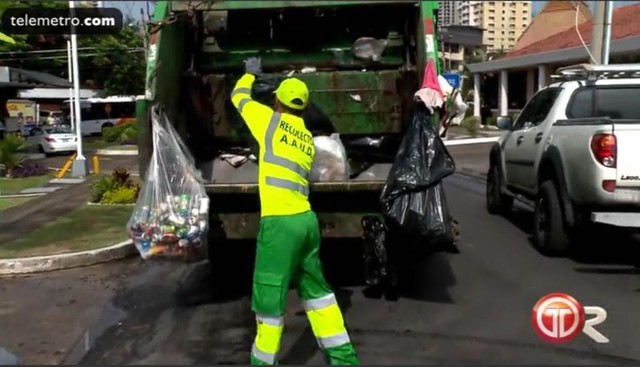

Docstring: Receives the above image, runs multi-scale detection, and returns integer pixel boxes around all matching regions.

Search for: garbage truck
[137,1,446,264]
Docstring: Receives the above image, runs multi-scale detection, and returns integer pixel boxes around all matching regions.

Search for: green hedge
[103,122,139,144]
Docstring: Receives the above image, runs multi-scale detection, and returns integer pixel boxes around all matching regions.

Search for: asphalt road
[31,151,139,176]
[79,174,640,365]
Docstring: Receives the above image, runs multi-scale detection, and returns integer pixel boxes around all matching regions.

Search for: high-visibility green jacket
[231,73,315,217]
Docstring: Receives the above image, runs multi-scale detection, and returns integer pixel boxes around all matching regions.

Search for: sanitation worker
[231,57,359,365]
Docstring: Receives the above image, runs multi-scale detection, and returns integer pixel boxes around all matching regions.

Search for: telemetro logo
[532,293,609,344]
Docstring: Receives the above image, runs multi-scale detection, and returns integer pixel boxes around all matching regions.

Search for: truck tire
[486,164,513,215]
[534,181,571,256]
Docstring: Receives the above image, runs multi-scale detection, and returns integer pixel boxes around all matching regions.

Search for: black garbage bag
[344,135,403,163]
[380,102,459,253]
[361,216,398,301]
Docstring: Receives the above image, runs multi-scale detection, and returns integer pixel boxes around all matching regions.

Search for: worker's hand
[244,57,262,75]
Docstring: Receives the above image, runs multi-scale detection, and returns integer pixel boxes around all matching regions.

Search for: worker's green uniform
[231,73,359,365]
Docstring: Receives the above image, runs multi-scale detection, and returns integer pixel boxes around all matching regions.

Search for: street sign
[442,73,461,89]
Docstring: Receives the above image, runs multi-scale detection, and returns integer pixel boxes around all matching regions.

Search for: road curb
[444,136,500,146]
[0,240,136,275]
[96,149,138,156]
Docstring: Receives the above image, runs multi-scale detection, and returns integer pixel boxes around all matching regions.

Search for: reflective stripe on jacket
[231,73,314,217]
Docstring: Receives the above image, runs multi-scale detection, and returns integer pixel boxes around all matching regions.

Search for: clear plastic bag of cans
[127,106,210,262]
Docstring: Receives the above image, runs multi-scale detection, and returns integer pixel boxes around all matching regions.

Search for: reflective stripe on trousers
[252,313,285,364]
[302,293,352,349]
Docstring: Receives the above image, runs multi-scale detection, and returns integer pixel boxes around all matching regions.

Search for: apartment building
[457,1,532,52]
[438,1,459,29]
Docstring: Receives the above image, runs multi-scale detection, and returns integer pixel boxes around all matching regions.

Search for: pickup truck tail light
[590,134,617,168]
[602,180,616,192]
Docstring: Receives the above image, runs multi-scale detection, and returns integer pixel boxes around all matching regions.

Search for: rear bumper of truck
[204,181,385,194]
[591,212,640,228]
[204,181,386,240]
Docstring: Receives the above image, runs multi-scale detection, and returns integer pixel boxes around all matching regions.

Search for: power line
[0,46,142,56]
[0,49,145,62]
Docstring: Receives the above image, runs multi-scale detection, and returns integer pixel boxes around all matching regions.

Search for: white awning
[468,35,640,73]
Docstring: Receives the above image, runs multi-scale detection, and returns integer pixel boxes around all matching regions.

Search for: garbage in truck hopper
[127,107,210,261]
[251,74,336,136]
[310,133,349,182]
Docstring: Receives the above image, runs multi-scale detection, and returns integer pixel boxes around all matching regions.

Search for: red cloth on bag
[421,59,444,99]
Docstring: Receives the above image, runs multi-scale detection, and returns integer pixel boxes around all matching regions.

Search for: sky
[532,1,640,16]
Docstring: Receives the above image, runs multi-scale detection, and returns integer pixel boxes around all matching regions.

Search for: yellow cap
[275,78,309,110]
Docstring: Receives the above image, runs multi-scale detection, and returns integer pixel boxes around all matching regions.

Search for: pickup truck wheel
[486,164,513,215]
[534,181,571,256]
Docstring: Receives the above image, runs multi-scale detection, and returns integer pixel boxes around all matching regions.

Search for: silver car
[27,125,77,155]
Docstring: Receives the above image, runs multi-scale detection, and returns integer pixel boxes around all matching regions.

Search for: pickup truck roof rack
[551,63,640,82]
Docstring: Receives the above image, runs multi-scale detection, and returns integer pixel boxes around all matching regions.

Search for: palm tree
[0,32,15,45]
[460,47,487,102]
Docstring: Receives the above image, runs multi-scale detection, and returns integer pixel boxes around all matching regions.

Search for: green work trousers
[250,210,359,365]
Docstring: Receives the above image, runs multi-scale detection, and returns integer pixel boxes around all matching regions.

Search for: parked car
[27,125,77,155]
[486,63,640,256]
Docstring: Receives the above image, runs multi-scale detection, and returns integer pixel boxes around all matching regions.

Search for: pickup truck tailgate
[615,123,640,188]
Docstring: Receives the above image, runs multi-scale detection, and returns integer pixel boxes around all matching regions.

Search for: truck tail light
[590,134,617,168]
[602,180,616,192]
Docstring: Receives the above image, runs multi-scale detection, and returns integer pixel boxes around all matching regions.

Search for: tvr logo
[532,293,609,344]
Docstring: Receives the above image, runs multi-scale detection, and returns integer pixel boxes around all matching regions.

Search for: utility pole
[590,2,605,64]
[70,0,88,177]
[140,8,148,60]
[66,38,75,131]
[590,1,613,65]
[602,1,614,65]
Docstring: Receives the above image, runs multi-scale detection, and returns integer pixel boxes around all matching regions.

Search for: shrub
[103,122,139,145]
[0,134,26,173]
[10,163,48,178]
[462,116,480,137]
[486,116,497,126]
[111,167,134,187]
[464,107,474,119]
[90,175,119,203]
[102,125,122,143]
[118,123,139,145]
[101,186,139,204]
[90,167,139,203]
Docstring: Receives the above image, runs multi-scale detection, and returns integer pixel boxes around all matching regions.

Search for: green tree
[81,24,145,95]
[0,2,146,95]
[461,48,487,102]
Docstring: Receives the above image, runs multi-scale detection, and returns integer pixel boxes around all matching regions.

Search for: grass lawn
[0,173,55,195]
[0,205,132,258]
[0,196,38,211]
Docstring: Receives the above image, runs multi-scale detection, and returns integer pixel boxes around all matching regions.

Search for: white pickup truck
[486,64,640,255]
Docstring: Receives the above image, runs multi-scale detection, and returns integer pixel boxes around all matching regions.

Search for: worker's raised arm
[231,72,273,142]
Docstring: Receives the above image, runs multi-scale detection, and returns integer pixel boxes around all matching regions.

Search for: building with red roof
[467,2,640,119]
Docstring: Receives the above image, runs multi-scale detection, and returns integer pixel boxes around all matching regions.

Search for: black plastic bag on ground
[380,103,458,253]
